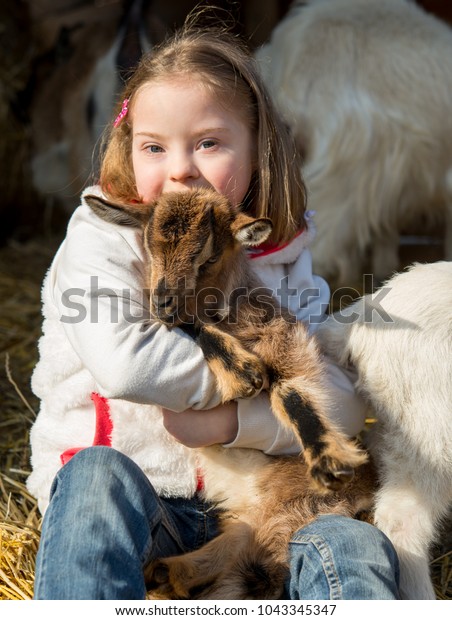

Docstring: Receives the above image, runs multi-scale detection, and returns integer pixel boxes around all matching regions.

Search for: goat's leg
[196,324,267,401]
[251,320,366,492]
[145,520,254,600]
[445,176,452,261]
[371,231,400,285]
[371,450,446,602]
[269,377,367,493]
[374,484,437,600]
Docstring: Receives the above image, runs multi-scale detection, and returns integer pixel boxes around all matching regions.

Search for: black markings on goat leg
[197,329,235,366]
[282,390,326,457]
[198,329,262,389]
[180,324,199,340]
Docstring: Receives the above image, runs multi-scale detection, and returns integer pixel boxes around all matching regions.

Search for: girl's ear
[231,212,273,247]
[84,195,150,228]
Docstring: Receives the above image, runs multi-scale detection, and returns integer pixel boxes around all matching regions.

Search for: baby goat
[85,187,372,599]
[85,188,366,493]
[317,261,452,599]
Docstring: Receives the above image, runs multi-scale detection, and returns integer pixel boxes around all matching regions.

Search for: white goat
[316,260,452,599]
[256,0,452,286]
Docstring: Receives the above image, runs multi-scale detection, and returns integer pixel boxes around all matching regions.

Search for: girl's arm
[161,402,238,447]
[164,358,367,451]
[52,209,222,412]
[230,358,367,453]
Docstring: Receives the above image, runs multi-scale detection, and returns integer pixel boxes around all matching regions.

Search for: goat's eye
[199,256,218,271]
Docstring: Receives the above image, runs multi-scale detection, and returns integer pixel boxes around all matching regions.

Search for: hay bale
[0,476,40,600]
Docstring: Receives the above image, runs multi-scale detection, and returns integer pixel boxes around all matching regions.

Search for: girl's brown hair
[100,17,307,243]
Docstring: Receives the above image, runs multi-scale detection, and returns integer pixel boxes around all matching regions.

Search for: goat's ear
[84,195,149,228]
[231,212,273,247]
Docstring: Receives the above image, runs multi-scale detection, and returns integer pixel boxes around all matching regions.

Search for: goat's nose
[152,295,175,311]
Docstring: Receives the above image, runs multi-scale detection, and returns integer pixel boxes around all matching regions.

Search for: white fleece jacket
[27,186,366,515]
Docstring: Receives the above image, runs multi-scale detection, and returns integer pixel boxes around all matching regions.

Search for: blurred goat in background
[256,0,452,287]
[29,0,165,214]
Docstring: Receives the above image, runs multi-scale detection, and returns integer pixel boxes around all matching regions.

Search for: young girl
[29,22,400,600]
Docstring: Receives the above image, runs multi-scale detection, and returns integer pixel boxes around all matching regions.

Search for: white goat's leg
[444,168,452,261]
[373,483,437,600]
[371,231,400,285]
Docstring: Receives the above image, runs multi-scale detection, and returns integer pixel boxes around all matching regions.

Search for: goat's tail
[198,535,287,600]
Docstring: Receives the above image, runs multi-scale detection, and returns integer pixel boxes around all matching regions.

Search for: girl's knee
[288,515,400,600]
[291,514,397,559]
[289,514,400,583]
[51,446,156,507]
[68,445,130,466]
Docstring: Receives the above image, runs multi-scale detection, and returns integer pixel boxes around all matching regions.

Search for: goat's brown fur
[86,188,366,492]
[85,188,371,598]
[146,448,376,599]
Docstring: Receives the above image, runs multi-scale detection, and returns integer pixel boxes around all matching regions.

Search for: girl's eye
[200,140,217,150]
[147,145,164,153]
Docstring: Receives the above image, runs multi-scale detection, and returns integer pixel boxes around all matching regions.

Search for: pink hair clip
[113,98,129,127]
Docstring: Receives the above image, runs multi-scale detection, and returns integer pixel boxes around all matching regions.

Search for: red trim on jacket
[60,392,113,466]
[246,229,304,259]
[196,467,205,493]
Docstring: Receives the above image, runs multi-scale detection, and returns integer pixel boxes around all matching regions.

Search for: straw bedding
[0,238,52,599]
[0,238,450,600]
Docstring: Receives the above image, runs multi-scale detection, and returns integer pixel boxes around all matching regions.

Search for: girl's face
[131,77,255,206]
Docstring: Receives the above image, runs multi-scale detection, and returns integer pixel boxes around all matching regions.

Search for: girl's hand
[161,402,238,448]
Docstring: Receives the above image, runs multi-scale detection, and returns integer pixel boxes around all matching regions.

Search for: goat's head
[85,188,272,326]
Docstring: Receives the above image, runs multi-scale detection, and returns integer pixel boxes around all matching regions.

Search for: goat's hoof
[145,560,170,589]
[241,363,264,395]
[145,558,193,599]
[233,359,266,398]
[311,456,355,491]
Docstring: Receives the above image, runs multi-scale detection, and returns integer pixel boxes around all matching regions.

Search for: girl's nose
[169,152,200,183]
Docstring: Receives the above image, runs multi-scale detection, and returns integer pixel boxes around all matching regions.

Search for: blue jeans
[34,447,399,600]
[286,516,399,599]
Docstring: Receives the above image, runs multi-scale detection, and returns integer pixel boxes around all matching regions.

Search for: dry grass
[0,238,450,600]
[0,237,56,600]
[0,474,40,599]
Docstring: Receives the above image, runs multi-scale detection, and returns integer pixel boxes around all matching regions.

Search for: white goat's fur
[317,261,452,599]
[256,0,452,285]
